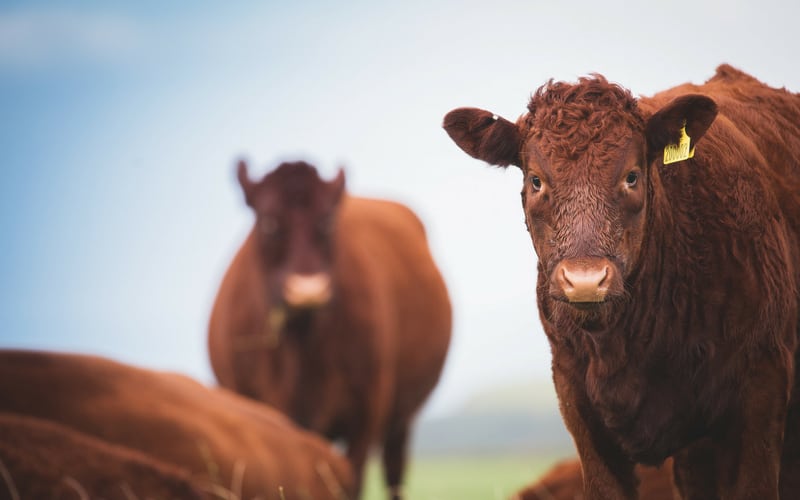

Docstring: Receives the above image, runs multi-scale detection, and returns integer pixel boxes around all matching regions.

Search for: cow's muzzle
[283,272,332,309]
[549,257,621,307]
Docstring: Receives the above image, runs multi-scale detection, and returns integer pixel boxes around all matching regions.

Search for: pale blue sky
[1,0,798,416]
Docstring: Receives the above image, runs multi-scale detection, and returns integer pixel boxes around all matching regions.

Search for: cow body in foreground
[444,65,800,499]
[209,161,452,498]
[514,458,674,500]
[0,350,354,500]
[0,412,207,499]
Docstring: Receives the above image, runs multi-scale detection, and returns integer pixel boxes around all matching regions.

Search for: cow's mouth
[569,301,606,312]
[284,308,316,336]
[549,297,611,328]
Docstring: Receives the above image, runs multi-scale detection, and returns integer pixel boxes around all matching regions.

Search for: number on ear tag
[663,124,695,165]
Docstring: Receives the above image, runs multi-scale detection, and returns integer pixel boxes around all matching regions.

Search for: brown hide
[513,458,675,500]
[209,163,452,497]
[444,65,800,499]
[0,350,354,500]
[0,412,207,499]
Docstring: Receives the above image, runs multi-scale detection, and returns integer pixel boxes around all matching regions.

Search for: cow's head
[238,160,345,316]
[444,76,717,320]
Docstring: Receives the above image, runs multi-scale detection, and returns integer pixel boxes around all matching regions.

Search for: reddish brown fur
[0,412,207,499]
[0,350,354,500]
[209,162,452,498]
[513,458,675,500]
[444,65,800,499]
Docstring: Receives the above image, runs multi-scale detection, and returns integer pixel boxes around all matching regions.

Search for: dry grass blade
[119,482,139,500]
[198,481,239,500]
[61,476,90,500]
[197,440,223,487]
[231,460,246,500]
[0,457,20,500]
[195,440,246,499]
[315,460,348,500]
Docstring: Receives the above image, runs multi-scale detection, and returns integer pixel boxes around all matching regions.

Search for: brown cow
[0,412,207,499]
[444,64,800,499]
[208,161,452,499]
[0,350,354,500]
[513,458,675,500]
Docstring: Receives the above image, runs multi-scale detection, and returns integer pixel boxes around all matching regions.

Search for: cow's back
[336,196,452,417]
[0,412,207,499]
[643,64,800,246]
[0,350,354,500]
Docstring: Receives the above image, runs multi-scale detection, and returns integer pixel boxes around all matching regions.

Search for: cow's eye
[625,171,639,188]
[530,176,542,191]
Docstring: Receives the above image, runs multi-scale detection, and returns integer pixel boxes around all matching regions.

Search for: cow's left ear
[645,94,718,163]
[237,159,256,206]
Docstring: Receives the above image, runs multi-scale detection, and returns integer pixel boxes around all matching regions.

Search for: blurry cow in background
[209,161,452,499]
[0,350,354,500]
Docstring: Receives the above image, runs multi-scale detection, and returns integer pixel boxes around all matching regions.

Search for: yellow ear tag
[663,124,695,165]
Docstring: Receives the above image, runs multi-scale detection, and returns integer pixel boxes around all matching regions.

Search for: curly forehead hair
[521,75,646,162]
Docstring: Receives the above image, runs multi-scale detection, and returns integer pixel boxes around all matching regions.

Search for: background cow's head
[238,161,345,319]
[444,76,717,318]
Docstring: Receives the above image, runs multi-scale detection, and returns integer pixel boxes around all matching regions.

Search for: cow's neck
[285,310,316,337]
[592,169,689,368]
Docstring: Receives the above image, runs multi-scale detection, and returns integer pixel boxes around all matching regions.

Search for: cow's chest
[585,355,706,464]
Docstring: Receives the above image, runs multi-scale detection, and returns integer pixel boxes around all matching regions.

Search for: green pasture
[361,454,564,500]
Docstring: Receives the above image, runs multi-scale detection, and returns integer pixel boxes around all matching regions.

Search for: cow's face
[238,161,345,314]
[520,127,645,310]
[444,76,716,319]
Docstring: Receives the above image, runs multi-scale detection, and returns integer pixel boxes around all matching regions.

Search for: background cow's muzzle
[282,272,332,309]
[549,257,621,307]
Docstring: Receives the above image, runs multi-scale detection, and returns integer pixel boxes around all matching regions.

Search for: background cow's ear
[443,107,522,168]
[645,95,718,163]
[237,159,254,206]
[329,167,346,205]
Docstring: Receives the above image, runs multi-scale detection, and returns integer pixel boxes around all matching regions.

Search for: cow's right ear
[443,107,522,168]
[329,167,346,207]
[237,160,255,206]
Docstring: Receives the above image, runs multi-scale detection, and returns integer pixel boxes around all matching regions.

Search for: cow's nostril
[597,266,609,287]
[561,267,574,288]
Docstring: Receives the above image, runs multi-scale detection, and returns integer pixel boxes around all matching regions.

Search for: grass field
[361,454,564,500]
